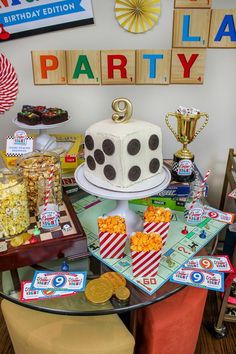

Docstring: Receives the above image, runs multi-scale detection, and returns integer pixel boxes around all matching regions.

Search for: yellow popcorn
[0,174,30,238]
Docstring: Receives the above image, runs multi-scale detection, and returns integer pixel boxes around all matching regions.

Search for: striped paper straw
[43,164,55,211]
[189,170,211,210]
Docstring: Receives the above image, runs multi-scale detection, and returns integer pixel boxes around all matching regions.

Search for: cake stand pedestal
[75,164,171,235]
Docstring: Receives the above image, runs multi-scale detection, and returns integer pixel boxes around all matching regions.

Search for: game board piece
[181,226,188,235]
[166,256,175,268]
[33,226,41,236]
[61,261,70,272]
[29,236,38,244]
[63,224,72,232]
[199,230,206,239]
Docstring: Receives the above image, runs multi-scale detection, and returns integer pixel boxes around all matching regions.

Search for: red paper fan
[0,54,18,114]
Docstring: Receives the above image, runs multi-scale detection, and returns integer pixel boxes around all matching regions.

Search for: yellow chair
[1,300,135,354]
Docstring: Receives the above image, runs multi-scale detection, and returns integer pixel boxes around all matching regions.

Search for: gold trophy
[165,109,209,182]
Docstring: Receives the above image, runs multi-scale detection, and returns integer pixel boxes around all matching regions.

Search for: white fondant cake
[84,118,163,188]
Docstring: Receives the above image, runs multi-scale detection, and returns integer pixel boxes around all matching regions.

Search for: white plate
[74,164,171,200]
[12,116,70,130]
[84,165,167,192]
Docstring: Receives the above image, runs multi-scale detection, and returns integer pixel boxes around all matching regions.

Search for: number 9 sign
[190,271,204,285]
[52,275,66,288]
[200,258,213,270]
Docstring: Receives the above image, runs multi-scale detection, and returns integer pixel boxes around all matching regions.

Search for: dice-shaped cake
[84,118,163,188]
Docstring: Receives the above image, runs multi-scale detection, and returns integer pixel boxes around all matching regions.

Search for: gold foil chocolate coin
[115,286,130,301]
[10,235,24,247]
[85,278,113,304]
[100,272,126,293]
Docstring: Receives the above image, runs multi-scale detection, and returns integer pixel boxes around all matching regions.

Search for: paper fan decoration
[0,53,18,114]
[115,0,161,33]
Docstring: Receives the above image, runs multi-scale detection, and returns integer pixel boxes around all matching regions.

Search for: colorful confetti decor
[115,0,161,34]
[0,54,18,114]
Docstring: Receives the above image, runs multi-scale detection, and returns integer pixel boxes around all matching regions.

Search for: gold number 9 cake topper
[112,98,133,124]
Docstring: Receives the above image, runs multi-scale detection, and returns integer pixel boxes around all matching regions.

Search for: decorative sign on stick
[6,130,34,156]
[0,0,94,42]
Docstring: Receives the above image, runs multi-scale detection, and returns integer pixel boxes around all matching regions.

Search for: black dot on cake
[102,139,115,156]
[87,156,96,170]
[104,165,116,180]
[127,139,141,155]
[94,149,105,165]
[85,135,94,151]
[128,166,141,181]
[149,135,159,150]
[149,158,160,173]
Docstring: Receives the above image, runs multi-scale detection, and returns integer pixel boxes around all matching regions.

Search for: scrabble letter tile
[136,50,171,84]
[66,50,101,84]
[31,50,66,85]
[174,0,212,8]
[101,50,135,85]
[173,9,211,47]
[171,48,206,84]
[209,9,236,48]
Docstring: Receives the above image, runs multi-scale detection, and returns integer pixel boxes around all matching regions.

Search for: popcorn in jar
[0,169,30,238]
[17,152,63,213]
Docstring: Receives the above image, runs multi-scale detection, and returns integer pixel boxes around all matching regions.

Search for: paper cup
[132,249,162,278]
[144,221,170,248]
[99,231,128,259]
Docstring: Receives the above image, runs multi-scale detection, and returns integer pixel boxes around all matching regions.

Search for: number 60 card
[31,271,87,292]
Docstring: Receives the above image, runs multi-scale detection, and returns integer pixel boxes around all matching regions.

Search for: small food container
[17,151,62,213]
[130,232,163,278]
[98,216,128,259]
[143,206,172,248]
[0,169,30,238]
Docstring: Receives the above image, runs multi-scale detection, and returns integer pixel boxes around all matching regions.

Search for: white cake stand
[75,164,171,235]
[12,117,71,151]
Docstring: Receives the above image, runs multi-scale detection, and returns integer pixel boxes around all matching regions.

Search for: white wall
[0,0,235,207]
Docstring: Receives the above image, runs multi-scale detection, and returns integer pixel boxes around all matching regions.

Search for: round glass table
[0,190,220,317]
[0,245,219,317]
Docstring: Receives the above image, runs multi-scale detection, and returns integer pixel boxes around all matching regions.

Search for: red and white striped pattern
[0,54,18,114]
[44,165,55,211]
[132,250,162,278]
[99,231,128,259]
[144,221,170,247]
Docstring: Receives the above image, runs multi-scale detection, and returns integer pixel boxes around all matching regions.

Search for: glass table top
[0,189,220,316]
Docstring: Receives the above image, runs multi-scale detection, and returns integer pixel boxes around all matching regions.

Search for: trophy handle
[165,112,179,140]
[193,113,209,139]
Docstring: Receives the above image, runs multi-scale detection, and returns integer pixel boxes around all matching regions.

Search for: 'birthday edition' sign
[0,0,94,41]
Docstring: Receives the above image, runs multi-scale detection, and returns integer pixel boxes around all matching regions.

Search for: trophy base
[171,155,195,183]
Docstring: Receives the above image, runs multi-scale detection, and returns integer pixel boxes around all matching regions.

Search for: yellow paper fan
[115,0,161,34]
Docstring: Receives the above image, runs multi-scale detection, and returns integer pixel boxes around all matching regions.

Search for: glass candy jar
[184,180,206,226]
[17,151,63,213]
[0,169,30,238]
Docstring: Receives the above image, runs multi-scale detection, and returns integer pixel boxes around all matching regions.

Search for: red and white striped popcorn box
[99,231,128,259]
[143,221,170,248]
[131,249,162,278]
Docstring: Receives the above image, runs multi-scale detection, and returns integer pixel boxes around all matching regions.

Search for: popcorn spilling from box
[98,216,128,259]
[177,106,200,115]
[130,232,163,278]
[143,206,172,247]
